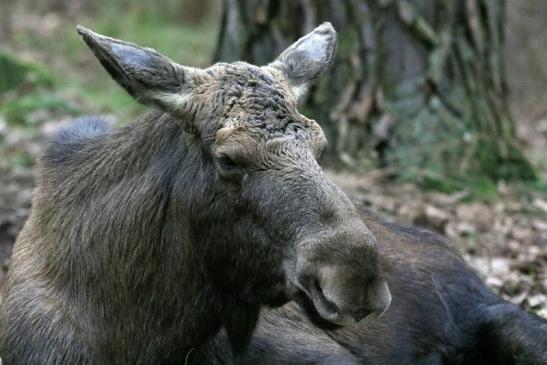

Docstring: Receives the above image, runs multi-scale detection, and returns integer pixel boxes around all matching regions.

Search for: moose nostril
[311,279,339,317]
[353,307,375,322]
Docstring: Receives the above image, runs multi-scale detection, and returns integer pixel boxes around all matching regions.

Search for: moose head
[76,22,391,349]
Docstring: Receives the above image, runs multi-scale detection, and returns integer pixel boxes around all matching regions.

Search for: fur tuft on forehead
[208,63,296,111]
[199,63,305,132]
[189,62,327,158]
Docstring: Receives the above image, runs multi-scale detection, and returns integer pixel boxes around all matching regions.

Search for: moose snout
[296,263,392,326]
[291,217,390,326]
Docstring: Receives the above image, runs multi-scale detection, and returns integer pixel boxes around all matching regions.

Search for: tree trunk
[214,0,535,182]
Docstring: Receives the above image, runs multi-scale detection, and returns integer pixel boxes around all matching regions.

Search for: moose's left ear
[270,22,337,101]
[76,25,206,118]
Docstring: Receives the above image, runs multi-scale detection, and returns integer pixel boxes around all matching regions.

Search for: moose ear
[76,25,205,116]
[270,22,337,101]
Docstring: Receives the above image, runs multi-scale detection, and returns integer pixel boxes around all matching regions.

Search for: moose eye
[215,154,244,183]
[216,154,238,171]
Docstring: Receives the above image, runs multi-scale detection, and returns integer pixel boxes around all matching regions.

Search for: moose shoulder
[198,211,547,365]
[0,24,391,364]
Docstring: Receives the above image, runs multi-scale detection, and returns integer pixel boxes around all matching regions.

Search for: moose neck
[33,111,242,358]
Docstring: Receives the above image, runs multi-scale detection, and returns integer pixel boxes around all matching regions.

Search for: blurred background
[0,0,546,315]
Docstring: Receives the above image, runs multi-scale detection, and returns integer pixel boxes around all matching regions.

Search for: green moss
[7,152,35,168]
[1,92,79,126]
[0,52,55,94]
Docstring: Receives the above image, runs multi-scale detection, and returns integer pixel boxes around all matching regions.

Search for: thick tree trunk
[214,0,535,181]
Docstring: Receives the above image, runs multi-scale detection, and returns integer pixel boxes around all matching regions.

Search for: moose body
[0,24,392,364]
[199,211,547,365]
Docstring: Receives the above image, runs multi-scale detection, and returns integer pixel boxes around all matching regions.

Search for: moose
[198,210,547,365]
[0,23,392,364]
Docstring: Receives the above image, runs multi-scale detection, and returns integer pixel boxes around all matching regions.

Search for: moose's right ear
[76,25,206,117]
[270,22,337,101]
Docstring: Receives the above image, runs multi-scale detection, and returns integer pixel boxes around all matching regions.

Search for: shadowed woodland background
[0,0,546,316]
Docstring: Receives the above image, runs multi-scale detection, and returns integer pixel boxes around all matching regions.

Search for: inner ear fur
[76,25,206,118]
[270,22,337,101]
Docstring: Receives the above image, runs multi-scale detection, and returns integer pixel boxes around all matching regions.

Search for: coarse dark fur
[0,24,392,364]
[197,211,547,365]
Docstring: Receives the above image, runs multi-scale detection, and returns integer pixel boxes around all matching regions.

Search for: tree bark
[214,0,535,181]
